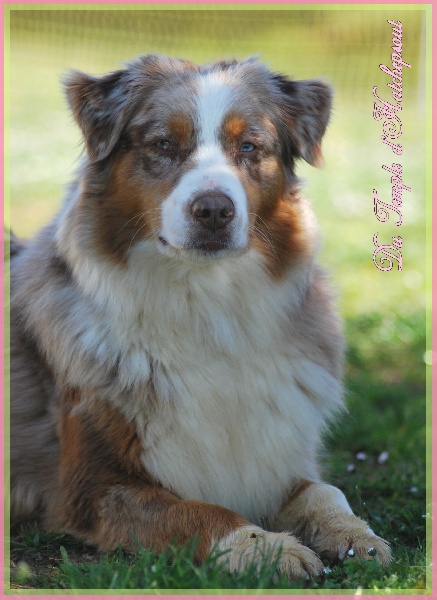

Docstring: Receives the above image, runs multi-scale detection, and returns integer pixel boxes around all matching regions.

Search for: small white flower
[377,451,389,464]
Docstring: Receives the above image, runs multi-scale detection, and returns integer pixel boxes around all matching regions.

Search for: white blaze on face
[160,70,249,253]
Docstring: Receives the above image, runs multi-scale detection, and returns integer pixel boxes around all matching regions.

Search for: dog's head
[64,55,331,268]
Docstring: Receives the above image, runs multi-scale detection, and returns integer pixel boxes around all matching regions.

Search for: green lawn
[6,6,430,593]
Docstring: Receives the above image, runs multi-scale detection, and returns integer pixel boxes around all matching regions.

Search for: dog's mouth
[158,236,245,260]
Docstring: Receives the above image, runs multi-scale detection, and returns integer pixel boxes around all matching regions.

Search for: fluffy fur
[10,55,391,579]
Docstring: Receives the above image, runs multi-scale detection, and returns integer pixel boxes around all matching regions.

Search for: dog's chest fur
[72,244,341,523]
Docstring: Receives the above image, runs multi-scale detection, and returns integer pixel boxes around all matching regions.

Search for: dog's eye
[155,140,172,151]
[240,142,256,153]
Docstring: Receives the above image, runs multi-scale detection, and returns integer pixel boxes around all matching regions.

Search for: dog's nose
[190,193,235,231]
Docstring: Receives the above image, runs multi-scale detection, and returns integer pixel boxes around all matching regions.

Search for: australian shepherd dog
[10,55,390,580]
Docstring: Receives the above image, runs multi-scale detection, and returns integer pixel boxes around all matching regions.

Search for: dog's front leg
[56,396,324,580]
[57,397,244,561]
[272,481,391,567]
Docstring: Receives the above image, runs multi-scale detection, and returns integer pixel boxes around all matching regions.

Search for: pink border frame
[1,0,5,597]
[2,1,433,599]
[0,0,432,4]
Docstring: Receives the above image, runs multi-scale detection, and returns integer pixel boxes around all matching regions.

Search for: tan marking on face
[168,113,193,145]
[88,153,181,263]
[224,113,248,140]
[253,199,314,280]
[237,149,312,280]
[232,114,314,281]
[238,153,283,220]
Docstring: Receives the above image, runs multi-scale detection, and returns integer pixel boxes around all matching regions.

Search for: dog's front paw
[309,514,392,567]
[216,527,324,581]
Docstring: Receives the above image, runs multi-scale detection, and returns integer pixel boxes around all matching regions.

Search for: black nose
[190,193,235,231]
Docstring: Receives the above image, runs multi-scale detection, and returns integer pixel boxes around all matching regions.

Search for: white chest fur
[70,244,342,524]
[142,349,326,524]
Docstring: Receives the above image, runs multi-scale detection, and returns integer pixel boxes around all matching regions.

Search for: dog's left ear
[274,75,332,167]
[64,69,135,163]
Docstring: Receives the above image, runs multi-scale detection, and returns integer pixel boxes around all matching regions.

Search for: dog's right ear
[64,69,135,163]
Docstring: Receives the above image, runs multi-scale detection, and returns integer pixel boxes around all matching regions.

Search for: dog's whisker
[123,218,162,250]
[121,210,162,233]
[249,213,275,235]
[120,212,146,232]
[250,224,279,262]
[127,223,149,253]
[127,224,163,253]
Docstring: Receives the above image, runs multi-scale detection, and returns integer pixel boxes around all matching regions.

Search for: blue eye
[240,142,256,153]
[155,140,172,151]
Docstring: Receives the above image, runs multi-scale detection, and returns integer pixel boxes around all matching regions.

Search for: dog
[9,55,391,580]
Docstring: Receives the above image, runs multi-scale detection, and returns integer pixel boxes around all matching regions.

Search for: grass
[6,7,429,594]
[9,540,428,592]
[8,525,428,592]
